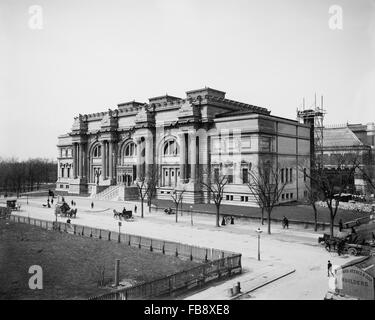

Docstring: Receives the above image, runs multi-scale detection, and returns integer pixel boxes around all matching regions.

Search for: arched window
[163,140,179,156]
[124,142,137,157]
[93,145,101,158]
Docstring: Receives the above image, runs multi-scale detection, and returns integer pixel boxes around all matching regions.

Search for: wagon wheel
[347,247,358,256]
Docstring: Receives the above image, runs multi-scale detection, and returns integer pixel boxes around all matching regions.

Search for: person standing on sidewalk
[91,201,94,209]
[134,204,137,214]
[327,260,334,277]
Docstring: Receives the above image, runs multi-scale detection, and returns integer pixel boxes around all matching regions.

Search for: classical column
[145,136,153,179]
[136,137,142,180]
[178,132,186,182]
[73,143,78,179]
[78,143,84,178]
[108,141,113,181]
[189,132,197,182]
[101,140,106,180]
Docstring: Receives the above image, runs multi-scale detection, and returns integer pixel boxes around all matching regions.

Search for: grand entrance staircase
[91,185,121,201]
[91,184,140,201]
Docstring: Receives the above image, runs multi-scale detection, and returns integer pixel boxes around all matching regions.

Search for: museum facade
[56,87,311,205]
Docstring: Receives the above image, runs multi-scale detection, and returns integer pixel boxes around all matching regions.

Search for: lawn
[154,199,372,224]
[0,219,200,300]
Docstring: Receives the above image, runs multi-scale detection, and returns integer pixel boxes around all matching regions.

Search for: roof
[323,126,364,148]
[341,256,375,278]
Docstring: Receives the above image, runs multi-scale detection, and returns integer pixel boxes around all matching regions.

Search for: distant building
[317,123,375,194]
[56,87,311,205]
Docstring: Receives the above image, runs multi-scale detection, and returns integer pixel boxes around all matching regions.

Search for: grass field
[154,199,372,224]
[0,219,200,300]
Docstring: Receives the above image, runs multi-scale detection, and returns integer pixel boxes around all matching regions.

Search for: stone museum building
[56,87,311,205]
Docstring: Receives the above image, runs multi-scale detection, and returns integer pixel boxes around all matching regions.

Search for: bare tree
[135,175,148,218]
[146,165,159,213]
[171,188,186,223]
[200,168,229,227]
[304,151,361,236]
[135,165,159,218]
[246,162,286,234]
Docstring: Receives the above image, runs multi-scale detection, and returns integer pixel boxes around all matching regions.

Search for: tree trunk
[313,204,318,232]
[261,207,265,225]
[267,209,271,234]
[216,205,220,227]
[141,199,144,218]
[175,204,179,223]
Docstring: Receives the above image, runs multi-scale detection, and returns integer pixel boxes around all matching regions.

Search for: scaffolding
[297,95,326,169]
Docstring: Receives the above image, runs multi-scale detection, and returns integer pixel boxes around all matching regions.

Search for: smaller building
[328,256,375,300]
[317,123,375,195]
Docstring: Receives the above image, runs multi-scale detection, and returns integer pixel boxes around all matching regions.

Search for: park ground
[3,195,366,300]
[0,219,200,300]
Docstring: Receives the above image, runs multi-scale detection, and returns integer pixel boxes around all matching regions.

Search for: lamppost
[118,221,122,243]
[190,205,193,226]
[256,227,263,261]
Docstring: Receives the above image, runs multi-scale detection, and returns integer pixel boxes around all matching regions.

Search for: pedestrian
[134,205,137,213]
[339,219,343,232]
[51,198,54,204]
[327,260,334,277]
[91,202,94,209]
[221,216,226,226]
[71,200,74,206]
[230,216,234,225]
[282,216,289,229]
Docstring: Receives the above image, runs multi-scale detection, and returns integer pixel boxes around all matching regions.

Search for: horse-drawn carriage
[55,202,77,218]
[319,232,375,256]
[6,199,21,211]
[113,209,133,220]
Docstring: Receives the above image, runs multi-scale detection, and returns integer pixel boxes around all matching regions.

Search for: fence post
[190,247,193,261]
[150,239,153,252]
[205,249,208,262]
[114,259,120,287]
[175,247,178,257]
[73,225,76,235]
[99,229,102,239]
[81,226,84,236]
[128,235,131,246]
[108,231,111,241]
[90,228,93,237]
[138,237,141,249]
[162,242,165,254]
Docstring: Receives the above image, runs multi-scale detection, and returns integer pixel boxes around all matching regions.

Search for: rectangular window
[230,195,234,201]
[226,195,230,201]
[286,193,289,199]
[67,168,70,178]
[214,168,220,181]
[285,168,288,183]
[241,196,244,202]
[61,168,65,177]
[66,185,69,189]
[303,168,307,182]
[281,169,284,183]
[245,196,249,202]
[290,193,294,199]
[227,175,233,184]
[242,168,249,184]
[282,194,285,200]
[290,168,293,183]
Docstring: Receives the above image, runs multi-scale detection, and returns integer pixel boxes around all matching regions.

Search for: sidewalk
[183,259,295,300]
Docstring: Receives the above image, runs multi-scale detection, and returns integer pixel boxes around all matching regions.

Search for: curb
[231,269,296,299]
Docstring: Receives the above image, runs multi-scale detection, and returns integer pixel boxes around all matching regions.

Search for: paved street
[12,195,358,300]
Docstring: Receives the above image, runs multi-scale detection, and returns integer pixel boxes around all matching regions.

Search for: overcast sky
[1,0,374,160]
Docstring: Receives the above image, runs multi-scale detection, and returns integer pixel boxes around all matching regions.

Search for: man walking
[134,204,137,214]
[91,202,94,209]
[327,260,334,277]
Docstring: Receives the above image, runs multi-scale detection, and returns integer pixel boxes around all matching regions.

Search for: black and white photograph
[1,0,375,307]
